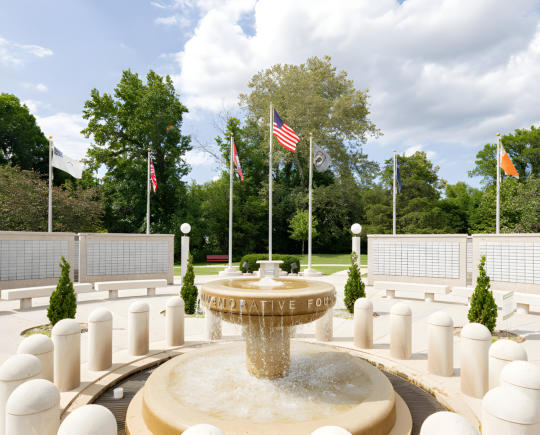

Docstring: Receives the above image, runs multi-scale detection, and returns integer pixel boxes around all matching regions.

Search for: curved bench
[374,281,449,302]
[1,283,93,310]
[94,279,168,299]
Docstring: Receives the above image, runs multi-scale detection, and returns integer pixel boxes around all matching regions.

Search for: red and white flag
[150,159,157,193]
[233,140,245,182]
[273,109,299,152]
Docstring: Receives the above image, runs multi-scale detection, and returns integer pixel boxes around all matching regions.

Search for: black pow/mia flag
[313,142,331,172]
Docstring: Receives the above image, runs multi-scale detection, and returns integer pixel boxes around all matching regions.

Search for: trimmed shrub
[181,253,198,314]
[344,252,365,313]
[468,255,498,332]
[239,254,301,274]
[47,256,77,325]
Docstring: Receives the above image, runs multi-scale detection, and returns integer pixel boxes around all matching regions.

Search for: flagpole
[269,102,273,261]
[308,133,313,270]
[228,133,234,270]
[496,133,501,234]
[393,149,397,235]
[48,137,53,232]
[147,148,150,235]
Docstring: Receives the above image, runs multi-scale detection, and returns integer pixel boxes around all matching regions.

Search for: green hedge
[239,254,301,274]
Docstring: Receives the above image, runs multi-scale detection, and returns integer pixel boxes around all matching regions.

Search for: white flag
[52,146,83,179]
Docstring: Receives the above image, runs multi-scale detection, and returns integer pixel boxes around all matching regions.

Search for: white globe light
[180,223,191,234]
[351,223,362,235]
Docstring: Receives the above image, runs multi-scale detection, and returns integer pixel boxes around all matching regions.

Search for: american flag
[233,140,245,182]
[150,159,157,193]
[273,109,299,152]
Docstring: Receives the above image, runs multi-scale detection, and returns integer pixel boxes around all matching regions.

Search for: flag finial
[230,133,233,136]
[496,133,500,137]
[393,149,396,153]
[310,132,312,136]
[148,148,151,152]
[49,136,52,139]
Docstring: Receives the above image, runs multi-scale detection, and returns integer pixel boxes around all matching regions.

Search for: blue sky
[2,0,540,188]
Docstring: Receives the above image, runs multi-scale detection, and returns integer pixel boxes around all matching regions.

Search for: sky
[2,0,540,187]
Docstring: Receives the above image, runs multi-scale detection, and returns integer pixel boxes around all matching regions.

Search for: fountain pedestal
[245,324,291,378]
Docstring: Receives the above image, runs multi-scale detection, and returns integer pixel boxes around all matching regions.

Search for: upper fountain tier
[200,277,336,326]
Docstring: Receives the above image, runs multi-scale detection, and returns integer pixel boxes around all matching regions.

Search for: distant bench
[206,255,228,263]
[1,283,93,311]
[94,279,168,299]
[374,281,450,302]
[451,286,540,314]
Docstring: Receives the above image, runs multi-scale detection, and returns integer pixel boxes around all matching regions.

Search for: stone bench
[373,281,449,302]
[451,286,508,308]
[94,279,167,299]
[1,283,93,310]
[513,293,540,315]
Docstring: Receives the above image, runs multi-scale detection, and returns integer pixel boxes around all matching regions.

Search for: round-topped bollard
[166,296,185,346]
[88,308,113,371]
[6,379,60,435]
[315,308,333,342]
[460,323,491,398]
[58,404,117,435]
[500,360,540,405]
[128,301,149,356]
[419,411,478,435]
[183,424,225,435]
[482,386,540,434]
[489,339,527,389]
[0,354,42,435]
[17,334,53,381]
[390,303,412,359]
[312,426,352,435]
[428,311,454,377]
[353,298,373,349]
[52,318,80,391]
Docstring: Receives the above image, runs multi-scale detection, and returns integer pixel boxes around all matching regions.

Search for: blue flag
[396,159,402,193]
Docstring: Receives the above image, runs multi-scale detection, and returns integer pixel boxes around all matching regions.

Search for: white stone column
[460,323,491,398]
[166,296,185,346]
[17,334,53,382]
[489,339,527,390]
[482,386,540,434]
[0,354,42,435]
[128,301,149,356]
[58,404,117,435]
[183,424,224,435]
[500,360,540,406]
[419,411,479,435]
[205,308,222,340]
[5,379,59,435]
[390,303,412,359]
[88,308,113,371]
[428,311,454,377]
[52,318,80,392]
[315,309,333,342]
[353,298,373,349]
[312,426,352,435]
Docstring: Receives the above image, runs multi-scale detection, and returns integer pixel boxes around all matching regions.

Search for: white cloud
[185,149,213,166]
[404,145,436,160]
[36,113,89,161]
[0,36,53,66]
[155,15,178,26]
[22,82,48,92]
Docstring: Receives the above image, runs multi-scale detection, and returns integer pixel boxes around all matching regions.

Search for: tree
[288,209,318,256]
[439,182,483,234]
[181,253,198,315]
[344,252,365,313]
[47,256,77,326]
[82,70,191,235]
[468,256,498,332]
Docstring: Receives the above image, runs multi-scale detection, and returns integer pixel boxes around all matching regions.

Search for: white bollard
[500,360,540,406]
[0,354,42,435]
[390,303,412,359]
[460,323,491,398]
[17,334,53,382]
[128,301,149,356]
[315,309,333,342]
[205,308,222,340]
[58,404,117,435]
[52,318,81,392]
[482,386,540,434]
[420,411,478,435]
[428,311,454,377]
[166,296,185,346]
[311,426,352,435]
[5,379,59,435]
[183,423,224,435]
[488,339,527,390]
[353,299,373,349]
[88,308,113,371]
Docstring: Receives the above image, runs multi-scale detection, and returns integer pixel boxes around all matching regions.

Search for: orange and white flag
[500,146,519,179]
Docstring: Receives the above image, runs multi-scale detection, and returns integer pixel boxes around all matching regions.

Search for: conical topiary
[181,253,198,315]
[468,255,498,332]
[47,256,77,325]
[344,252,365,313]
